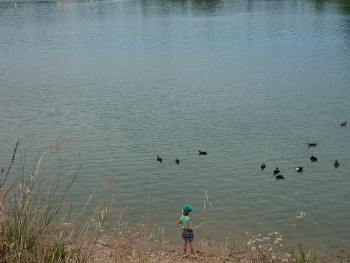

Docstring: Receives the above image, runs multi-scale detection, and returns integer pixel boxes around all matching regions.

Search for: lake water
[1,0,350,258]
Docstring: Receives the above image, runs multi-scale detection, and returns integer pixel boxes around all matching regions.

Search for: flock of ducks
[261,165,304,180]
[156,122,347,178]
[261,121,347,180]
[157,151,207,165]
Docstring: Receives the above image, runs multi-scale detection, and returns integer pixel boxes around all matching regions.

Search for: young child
[177,204,197,256]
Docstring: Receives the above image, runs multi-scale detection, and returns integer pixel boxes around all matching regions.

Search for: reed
[0,138,106,262]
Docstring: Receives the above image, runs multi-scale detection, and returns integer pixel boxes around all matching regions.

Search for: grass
[0,139,342,262]
[291,243,317,263]
[0,138,97,262]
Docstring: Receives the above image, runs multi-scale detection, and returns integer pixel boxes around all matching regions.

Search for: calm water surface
[1,0,350,257]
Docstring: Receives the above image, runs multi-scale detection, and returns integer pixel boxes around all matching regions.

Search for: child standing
[177,204,197,256]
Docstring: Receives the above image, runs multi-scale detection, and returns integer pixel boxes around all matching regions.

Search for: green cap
[183,204,194,212]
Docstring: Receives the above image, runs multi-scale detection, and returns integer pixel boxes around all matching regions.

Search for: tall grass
[0,138,104,262]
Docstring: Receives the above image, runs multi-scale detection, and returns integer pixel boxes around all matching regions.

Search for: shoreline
[83,230,331,263]
[88,238,252,263]
[86,235,337,263]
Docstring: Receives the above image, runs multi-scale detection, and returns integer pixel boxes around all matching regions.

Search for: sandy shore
[89,240,254,263]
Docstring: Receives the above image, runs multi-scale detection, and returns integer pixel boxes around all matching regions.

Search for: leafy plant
[290,243,317,263]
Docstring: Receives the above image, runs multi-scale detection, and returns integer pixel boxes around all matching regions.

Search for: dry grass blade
[0,140,19,188]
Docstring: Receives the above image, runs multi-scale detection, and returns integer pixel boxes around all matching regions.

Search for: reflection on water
[309,0,350,14]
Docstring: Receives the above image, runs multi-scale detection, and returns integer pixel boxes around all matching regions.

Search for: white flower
[285,253,291,258]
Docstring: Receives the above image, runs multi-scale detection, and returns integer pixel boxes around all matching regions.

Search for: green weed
[290,243,317,263]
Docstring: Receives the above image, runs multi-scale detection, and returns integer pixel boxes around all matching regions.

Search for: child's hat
[183,204,194,212]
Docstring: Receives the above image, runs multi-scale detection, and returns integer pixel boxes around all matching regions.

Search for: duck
[199,150,207,155]
[310,156,317,162]
[156,155,162,162]
[296,166,303,172]
[341,121,346,127]
[261,163,266,170]
[275,174,285,180]
[273,167,280,174]
[176,158,180,165]
[334,160,339,168]
[308,143,317,147]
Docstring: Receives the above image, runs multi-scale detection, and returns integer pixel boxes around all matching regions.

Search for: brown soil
[88,240,253,263]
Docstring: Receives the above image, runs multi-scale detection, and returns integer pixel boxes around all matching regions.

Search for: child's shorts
[182,228,194,242]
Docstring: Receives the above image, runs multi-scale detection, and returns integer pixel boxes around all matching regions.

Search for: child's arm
[177,219,182,225]
[186,219,197,231]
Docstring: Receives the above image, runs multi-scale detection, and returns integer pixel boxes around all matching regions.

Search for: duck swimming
[199,150,207,155]
[310,156,317,162]
[157,155,162,162]
[275,174,285,180]
[176,158,180,165]
[296,166,303,172]
[308,143,317,147]
[261,163,266,170]
[334,160,339,167]
[273,167,280,174]
[341,121,346,126]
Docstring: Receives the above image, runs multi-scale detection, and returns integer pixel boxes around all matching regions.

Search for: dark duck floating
[275,174,285,180]
[341,121,346,127]
[176,158,180,165]
[296,166,303,172]
[261,163,266,170]
[295,166,303,173]
[308,143,317,147]
[310,156,318,162]
[273,167,280,174]
[334,160,340,168]
[199,150,207,155]
[157,155,162,162]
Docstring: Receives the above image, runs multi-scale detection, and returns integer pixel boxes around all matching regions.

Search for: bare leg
[189,241,195,254]
[183,240,188,254]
